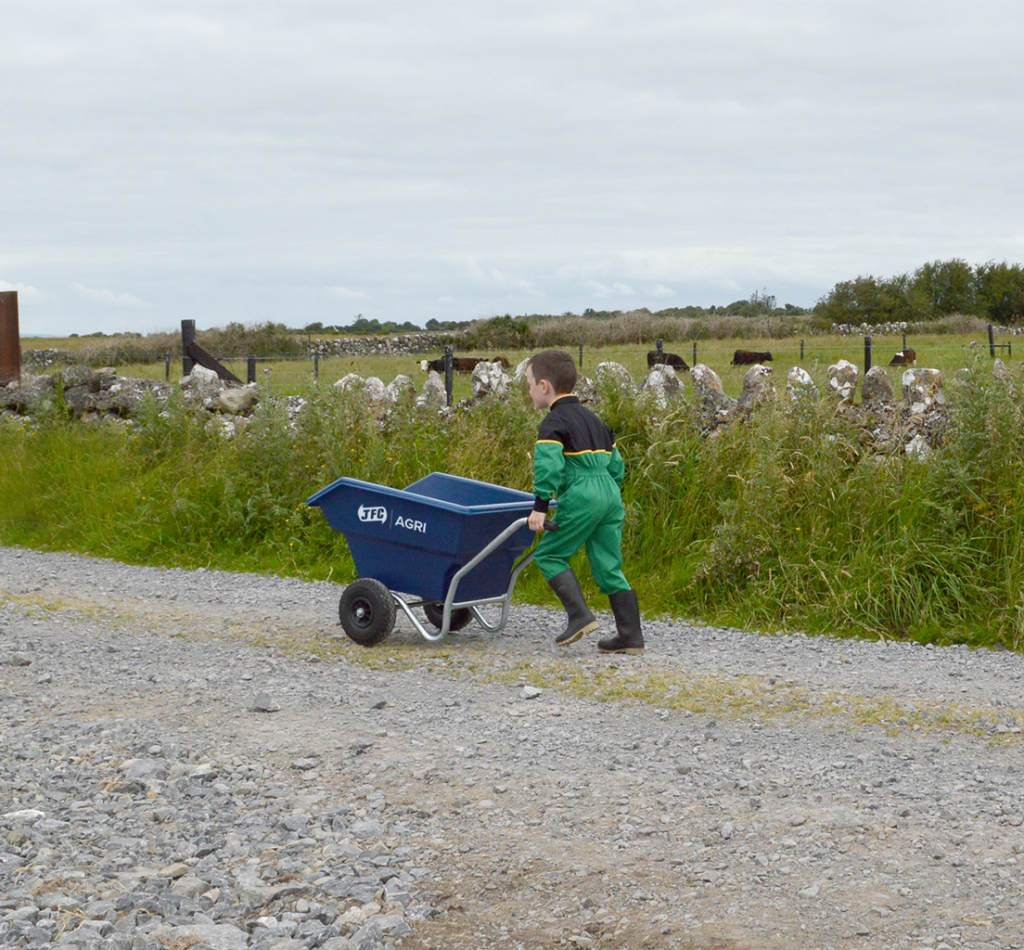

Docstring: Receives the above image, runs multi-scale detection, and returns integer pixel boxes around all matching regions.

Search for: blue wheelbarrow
[307,472,555,646]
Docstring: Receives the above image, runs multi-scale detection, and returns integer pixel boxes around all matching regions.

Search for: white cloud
[587,281,636,298]
[2,4,1022,334]
[330,286,368,299]
[71,283,150,309]
[0,280,44,300]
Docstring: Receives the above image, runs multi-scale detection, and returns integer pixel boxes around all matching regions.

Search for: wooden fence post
[0,291,21,386]
[864,336,872,373]
[181,319,196,376]
[444,345,453,407]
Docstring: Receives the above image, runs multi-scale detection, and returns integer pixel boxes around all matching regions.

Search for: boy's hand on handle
[528,511,546,532]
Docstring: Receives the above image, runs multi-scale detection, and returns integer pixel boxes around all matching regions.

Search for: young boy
[525,349,644,654]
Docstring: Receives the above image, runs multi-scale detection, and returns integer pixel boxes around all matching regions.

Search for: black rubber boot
[548,569,599,646]
[598,589,645,654]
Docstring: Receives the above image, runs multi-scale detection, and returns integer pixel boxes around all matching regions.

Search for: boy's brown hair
[527,349,577,395]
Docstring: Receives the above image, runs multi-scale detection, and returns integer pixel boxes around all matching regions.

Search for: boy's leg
[585,500,644,654]
[534,502,601,646]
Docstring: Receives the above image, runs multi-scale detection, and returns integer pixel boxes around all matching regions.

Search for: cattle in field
[732,350,773,366]
[647,350,689,371]
[420,356,508,373]
[889,348,917,366]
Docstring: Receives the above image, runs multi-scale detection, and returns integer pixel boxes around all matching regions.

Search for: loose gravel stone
[4,545,1024,949]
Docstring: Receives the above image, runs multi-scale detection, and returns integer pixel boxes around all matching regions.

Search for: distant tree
[909,259,976,316]
[303,321,324,333]
[975,260,1024,323]
[815,274,912,324]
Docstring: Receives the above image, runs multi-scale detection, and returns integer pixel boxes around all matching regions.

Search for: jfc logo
[357,505,387,523]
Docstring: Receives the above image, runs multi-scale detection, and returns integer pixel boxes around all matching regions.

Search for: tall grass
[4,359,1024,649]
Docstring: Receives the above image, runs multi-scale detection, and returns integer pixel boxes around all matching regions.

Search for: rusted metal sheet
[0,291,20,386]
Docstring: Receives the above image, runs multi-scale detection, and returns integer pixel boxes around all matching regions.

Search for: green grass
[24,330,1013,399]
[5,337,1024,650]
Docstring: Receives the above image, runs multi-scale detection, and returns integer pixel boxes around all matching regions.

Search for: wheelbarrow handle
[543,520,559,532]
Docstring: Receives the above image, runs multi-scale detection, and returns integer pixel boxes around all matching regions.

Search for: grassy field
[21,329,1014,400]
[6,328,1024,651]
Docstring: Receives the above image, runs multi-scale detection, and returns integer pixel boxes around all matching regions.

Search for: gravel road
[2,545,1024,950]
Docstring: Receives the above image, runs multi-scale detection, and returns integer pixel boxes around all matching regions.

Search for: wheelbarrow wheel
[339,579,396,646]
[423,602,473,633]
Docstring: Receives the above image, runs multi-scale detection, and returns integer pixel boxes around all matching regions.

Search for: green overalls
[531,394,631,595]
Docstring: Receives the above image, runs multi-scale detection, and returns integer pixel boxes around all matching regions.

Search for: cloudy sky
[1,1,1022,336]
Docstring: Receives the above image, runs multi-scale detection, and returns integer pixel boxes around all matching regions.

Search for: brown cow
[732,350,773,365]
[889,348,917,366]
[647,350,689,371]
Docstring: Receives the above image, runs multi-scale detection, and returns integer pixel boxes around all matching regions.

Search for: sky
[2,1,1023,337]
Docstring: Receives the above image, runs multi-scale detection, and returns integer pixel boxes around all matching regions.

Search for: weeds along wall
[3,367,1024,650]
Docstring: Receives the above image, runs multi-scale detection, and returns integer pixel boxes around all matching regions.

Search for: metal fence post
[578,343,583,369]
[444,345,453,407]
[247,357,256,384]
[314,353,319,382]
[165,352,171,381]
[864,335,872,373]
[0,291,20,386]
[656,339,663,360]
[988,325,996,358]
[692,341,697,366]
[181,319,196,376]
[800,339,804,361]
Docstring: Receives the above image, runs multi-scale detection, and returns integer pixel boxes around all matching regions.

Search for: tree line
[814,259,1024,325]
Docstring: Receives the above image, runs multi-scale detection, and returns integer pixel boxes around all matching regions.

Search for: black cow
[732,350,773,365]
[420,356,502,373]
[647,350,689,371]
[889,348,917,366]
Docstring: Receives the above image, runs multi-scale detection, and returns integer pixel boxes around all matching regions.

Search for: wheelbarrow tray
[307,472,538,602]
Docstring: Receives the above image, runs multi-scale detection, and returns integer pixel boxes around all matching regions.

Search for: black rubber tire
[338,579,396,646]
[423,602,473,632]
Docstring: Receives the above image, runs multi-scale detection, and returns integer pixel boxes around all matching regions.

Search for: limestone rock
[595,362,634,390]
[902,368,945,413]
[576,376,597,404]
[785,366,819,401]
[385,374,415,402]
[640,365,683,408]
[827,360,858,403]
[905,433,932,459]
[691,364,736,420]
[417,370,447,407]
[180,365,224,409]
[471,361,511,399]
[861,365,895,408]
[334,373,366,391]
[363,377,387,402]
[0,373,56,414]
[217,386,260,414]
[737,365,775,410]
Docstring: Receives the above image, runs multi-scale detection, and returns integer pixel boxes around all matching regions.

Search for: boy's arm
[608,444,625,487]
[532,440,564,513]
